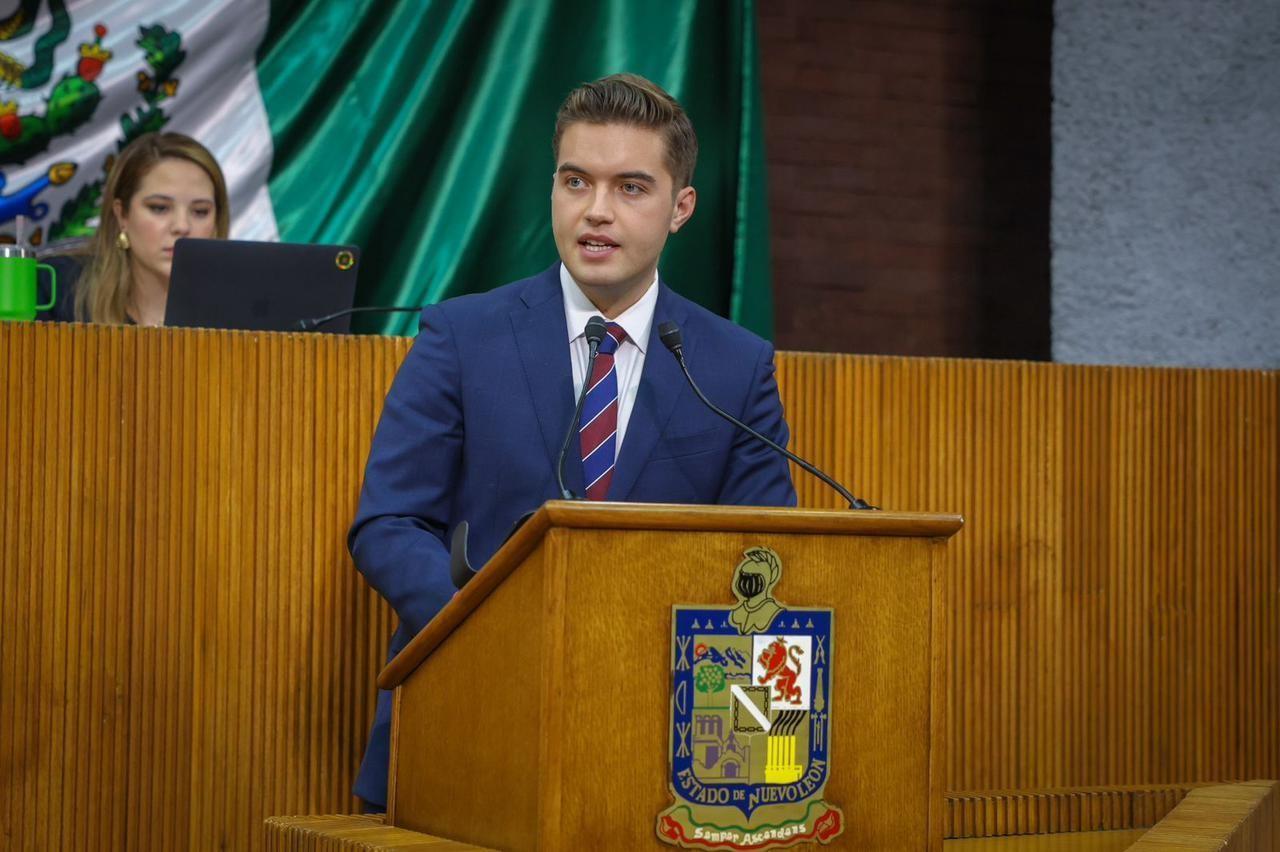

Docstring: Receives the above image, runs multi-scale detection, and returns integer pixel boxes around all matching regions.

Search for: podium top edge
[538,501,964,537]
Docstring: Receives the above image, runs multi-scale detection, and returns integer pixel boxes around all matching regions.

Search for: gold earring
[117,231,130,251]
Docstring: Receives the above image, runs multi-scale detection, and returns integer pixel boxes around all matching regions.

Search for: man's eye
[621,182,644,195]
[566,176,585,189]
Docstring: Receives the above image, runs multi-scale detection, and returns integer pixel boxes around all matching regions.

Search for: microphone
[295,305,425,331]
[449,521,477,589]
[658,321,876,510]
[556,315,609,499]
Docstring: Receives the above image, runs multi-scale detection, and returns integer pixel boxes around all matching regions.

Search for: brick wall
[759,1,1051,358]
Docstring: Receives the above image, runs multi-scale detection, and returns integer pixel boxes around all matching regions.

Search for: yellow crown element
[79,41,112,62]
[0,53,24,87]
[0,100,16,116]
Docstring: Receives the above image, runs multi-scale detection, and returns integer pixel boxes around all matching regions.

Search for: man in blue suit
[348,73,797,809]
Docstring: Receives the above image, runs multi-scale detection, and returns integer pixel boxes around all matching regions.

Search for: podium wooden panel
[379,502,962,851]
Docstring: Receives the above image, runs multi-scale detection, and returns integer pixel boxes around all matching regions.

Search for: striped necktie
[580,323,627,500]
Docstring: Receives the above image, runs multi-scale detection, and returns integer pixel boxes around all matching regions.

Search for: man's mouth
[579,235,618,254]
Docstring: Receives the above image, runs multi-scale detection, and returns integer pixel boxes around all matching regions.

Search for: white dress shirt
[560,263,658,454]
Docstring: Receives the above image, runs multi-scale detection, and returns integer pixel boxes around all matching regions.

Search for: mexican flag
[0,0,773,337]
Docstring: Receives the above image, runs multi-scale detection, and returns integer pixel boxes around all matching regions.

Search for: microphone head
[658,321,683,354]
[585,315,608,346]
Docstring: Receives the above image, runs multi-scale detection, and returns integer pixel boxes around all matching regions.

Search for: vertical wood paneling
[944,785,1196,839]
[1,325,407,851]
[2,325,1276,849]
[775,352,1279,793]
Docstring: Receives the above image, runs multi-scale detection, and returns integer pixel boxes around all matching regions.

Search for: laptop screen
[166,238,360,333]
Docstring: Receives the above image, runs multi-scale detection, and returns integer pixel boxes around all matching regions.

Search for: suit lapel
[510,268,583,496]
[609,282,691,501]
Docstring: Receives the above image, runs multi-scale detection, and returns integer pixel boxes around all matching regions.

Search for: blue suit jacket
[347,264,796,805]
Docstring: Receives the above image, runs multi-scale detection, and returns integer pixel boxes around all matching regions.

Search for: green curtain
[257,0,773,338]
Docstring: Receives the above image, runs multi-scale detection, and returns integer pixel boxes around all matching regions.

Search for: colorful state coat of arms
[657,547,845,849]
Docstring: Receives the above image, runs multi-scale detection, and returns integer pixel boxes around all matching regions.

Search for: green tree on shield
[694,663,726,694]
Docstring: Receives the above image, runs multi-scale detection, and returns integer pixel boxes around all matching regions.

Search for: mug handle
[35,263,57,311]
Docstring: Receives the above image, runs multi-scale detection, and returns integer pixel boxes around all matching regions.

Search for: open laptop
[166,238,360,333]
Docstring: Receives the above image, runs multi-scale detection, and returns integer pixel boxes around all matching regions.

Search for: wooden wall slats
[1,325,1276,850]
[944,785,1198,839]
[775,354,1279,792]
[1,326,408,850]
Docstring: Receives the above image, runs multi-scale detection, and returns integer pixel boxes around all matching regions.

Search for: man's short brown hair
[553,72,699,189]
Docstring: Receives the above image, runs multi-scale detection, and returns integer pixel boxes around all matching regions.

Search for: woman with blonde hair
[42,131,230,324]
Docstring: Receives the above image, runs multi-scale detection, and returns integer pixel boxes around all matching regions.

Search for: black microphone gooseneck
[658,321,876,510]
[556,316,609,499]
[296,305,426,331]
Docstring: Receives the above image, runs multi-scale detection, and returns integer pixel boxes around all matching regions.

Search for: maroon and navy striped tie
[580,323,627,500]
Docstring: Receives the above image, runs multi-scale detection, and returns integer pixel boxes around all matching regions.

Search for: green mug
[0,246,57,322]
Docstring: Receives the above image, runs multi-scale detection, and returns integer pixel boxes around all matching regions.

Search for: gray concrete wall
[1053,1,1280,368]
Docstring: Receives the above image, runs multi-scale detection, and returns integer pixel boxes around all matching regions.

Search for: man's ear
[669,186,696,234]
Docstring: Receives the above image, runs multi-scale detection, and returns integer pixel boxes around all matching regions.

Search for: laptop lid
[165,238,360,333]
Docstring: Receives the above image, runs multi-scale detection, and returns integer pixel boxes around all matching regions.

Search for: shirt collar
[560,263,657,354]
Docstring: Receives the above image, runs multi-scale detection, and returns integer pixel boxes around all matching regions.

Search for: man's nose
[584,187,614,224]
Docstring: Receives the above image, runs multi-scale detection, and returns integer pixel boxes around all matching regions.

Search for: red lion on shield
[757,637,804,705]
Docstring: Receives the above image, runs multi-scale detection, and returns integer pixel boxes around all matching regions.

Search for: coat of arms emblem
[657,547,845,849]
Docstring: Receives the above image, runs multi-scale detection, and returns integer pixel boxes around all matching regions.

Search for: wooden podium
[376,502,961,851]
